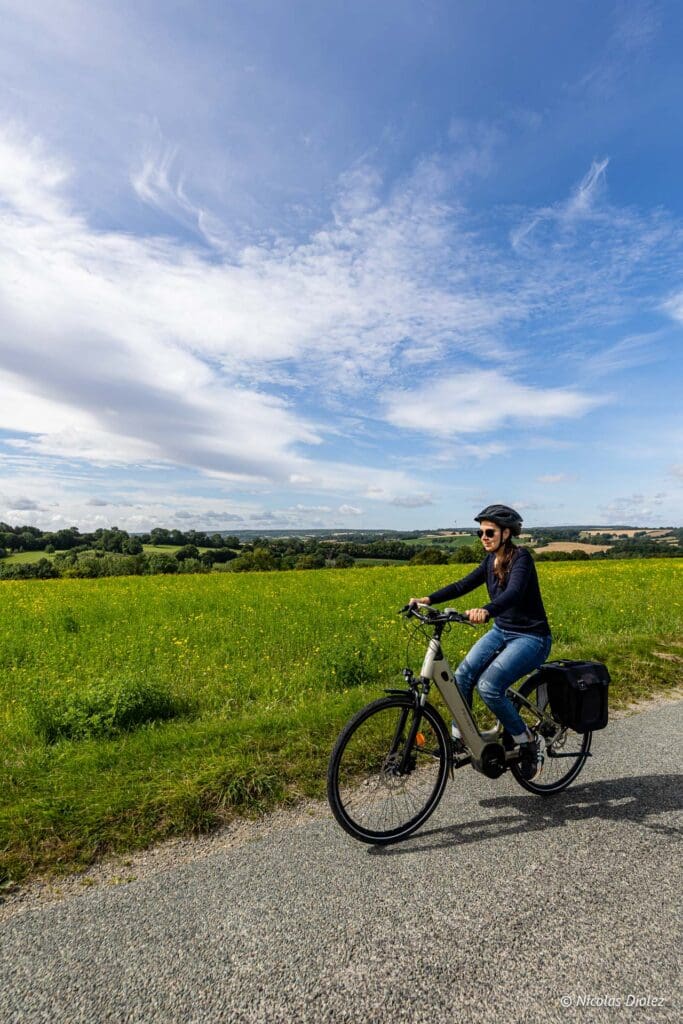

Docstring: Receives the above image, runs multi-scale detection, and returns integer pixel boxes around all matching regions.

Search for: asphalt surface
[1,700,681,1024]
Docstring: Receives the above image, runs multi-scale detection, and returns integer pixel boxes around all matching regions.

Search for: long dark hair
[493,534,518,586]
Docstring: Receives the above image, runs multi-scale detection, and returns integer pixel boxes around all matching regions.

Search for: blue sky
[0,0,681,532]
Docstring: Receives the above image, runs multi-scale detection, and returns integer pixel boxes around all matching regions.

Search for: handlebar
[398,604,474,626]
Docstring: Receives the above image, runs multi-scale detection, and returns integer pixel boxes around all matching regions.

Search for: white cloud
[4,495,45,511]
[391,493,434,508]
[1,122,681,528]
[0,459,435,532]
[0,126,507,495]
[0,466,253,531]
[536,474,567,484]
[662,290,683,326]
[0,124,71,221]
[0,468,359,532]
[384,371,602,437]
[598,492,668,523]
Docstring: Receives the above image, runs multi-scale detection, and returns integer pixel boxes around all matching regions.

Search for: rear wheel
[327,695,450,844]
[509,675,591,794]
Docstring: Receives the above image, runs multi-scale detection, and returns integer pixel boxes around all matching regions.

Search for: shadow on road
[369,773,683,856]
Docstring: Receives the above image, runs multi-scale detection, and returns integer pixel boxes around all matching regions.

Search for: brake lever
[398,603,433,618]
[444,608,476,626]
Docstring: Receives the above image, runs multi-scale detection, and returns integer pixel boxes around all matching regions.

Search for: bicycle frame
[419,632,493,760]
[390,608,567,775]
[419,632,568,760]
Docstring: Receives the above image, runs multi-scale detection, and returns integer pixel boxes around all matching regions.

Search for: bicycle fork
[385,704,424,775]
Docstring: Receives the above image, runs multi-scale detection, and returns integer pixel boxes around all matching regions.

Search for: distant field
[405,534,478,549]
[0,559,680,885]
[539,542,612,554]
[420,531,471,539]
[3,550,60,564]
[578,528,675,540]
[2,544,210,565]
[142,544,211,555]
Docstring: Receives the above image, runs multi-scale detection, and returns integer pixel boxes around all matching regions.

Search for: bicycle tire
[510,674,592,795]
[327,694,450,844]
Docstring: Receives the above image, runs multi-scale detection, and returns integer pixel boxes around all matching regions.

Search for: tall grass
[0,560,680,884]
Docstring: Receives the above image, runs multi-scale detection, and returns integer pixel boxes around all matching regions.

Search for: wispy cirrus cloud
[564,330,665,379]
[572,0,660,98]
[564,157,609,219]
[505,164,683,352]
[510,157,609,251]
[131,128,236,252]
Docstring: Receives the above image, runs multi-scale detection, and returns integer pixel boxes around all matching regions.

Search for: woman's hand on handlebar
[408,596,431,608]
[465,607,489,624]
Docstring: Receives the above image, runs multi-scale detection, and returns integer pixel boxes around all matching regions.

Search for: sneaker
[518,736,544,781]
[450,721,467,754]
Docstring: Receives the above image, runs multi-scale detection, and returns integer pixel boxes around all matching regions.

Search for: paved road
[1,701,681,1024]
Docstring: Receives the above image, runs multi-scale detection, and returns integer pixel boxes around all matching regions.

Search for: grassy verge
[1,560,681,885]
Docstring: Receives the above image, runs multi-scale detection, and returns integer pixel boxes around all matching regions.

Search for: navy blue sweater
[427,547,550,636]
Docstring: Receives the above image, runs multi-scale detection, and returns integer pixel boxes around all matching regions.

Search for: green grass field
[1,560,680,885]
[3,550,60,564]
[2,544,212,565]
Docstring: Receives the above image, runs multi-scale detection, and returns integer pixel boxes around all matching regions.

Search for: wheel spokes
[335,705,444,834]
[512,681,589,789]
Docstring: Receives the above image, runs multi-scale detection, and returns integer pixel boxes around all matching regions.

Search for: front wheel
[509,674,592,794]
[327,695,450,844]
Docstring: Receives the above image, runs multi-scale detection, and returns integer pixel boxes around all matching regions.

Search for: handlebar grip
[444,608,474,624]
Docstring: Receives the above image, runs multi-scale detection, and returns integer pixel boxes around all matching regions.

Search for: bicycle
[327,603,593,844]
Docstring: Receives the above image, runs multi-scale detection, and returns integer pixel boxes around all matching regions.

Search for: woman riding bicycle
[409,504,551,781]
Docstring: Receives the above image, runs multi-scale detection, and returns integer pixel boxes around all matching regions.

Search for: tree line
[0,523,243,555]
[0,523,680,581]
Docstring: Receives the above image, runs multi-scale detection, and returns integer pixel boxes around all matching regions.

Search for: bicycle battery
[541,660,610,732]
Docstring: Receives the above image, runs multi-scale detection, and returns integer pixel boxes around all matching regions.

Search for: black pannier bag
[540,660,610,732]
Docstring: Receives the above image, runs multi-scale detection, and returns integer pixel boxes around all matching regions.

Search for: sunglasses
[477,528,499,539]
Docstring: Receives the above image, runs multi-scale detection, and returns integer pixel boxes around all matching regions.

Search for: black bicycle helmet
[475,504,523,536]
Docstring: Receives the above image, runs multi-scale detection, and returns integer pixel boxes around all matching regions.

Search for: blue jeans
[455,625,552,737]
